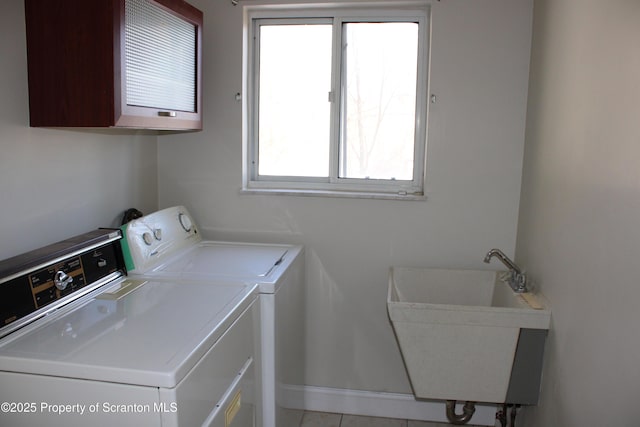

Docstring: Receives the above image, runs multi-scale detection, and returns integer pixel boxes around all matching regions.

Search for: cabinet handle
[157,111,176,117]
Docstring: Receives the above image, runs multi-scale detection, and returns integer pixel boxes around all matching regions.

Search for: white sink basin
[387,267,550,404]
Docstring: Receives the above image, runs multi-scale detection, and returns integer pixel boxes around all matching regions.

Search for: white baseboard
[280,385,497,426]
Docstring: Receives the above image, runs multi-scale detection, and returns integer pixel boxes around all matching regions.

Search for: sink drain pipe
[445,400,476,425]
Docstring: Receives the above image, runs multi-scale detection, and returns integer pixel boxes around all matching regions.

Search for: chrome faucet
[484,248,527,293]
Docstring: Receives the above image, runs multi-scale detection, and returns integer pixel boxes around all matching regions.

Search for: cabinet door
[117,0,203,130]
[25,0,202,130]
[25,0,119,128]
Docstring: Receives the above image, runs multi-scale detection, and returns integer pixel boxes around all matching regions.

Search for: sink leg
[509,404,520,427]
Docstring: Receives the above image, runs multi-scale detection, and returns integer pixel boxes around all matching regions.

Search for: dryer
[0,229,259,427]
[121,206,305,427]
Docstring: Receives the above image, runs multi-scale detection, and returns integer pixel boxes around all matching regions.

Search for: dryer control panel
[27,244,121,310]
[0,229,125,338]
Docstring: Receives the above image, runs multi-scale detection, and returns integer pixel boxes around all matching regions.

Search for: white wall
[159,0,533,394]
[0,0,158,260]
[516,0,640,425]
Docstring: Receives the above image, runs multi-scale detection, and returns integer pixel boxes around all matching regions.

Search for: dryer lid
[0,278,257,388]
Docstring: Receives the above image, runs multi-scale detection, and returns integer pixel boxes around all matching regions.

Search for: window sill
[240,187,427,201]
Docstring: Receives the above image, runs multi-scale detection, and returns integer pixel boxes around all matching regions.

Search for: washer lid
[0,278,256,388]
[151,242,290,279]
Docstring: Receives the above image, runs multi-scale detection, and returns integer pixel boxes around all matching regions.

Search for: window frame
[243,4,431,199]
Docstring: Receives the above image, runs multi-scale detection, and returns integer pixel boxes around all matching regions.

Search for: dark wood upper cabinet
[24,0,203,131]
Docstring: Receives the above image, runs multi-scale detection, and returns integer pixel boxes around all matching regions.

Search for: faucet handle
[511,271,527,293]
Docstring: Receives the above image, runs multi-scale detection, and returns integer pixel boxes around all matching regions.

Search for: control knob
[179,213,192,232]
[142,232,154,246]
[54,271,73,291]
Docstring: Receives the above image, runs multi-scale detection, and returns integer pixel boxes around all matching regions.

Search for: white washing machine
[121,206,305,427]
[0,229,259,427]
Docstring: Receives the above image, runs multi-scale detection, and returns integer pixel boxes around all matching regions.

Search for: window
[244,5,430,198]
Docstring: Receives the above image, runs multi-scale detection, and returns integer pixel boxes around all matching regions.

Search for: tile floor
[284,410,486,427]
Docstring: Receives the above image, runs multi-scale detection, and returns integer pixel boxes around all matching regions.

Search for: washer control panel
[122,206,201,274]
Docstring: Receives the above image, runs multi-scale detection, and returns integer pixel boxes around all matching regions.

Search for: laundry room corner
[157,0,533,418]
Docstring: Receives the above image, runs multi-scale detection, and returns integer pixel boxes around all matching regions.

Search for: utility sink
[387,267,550,404]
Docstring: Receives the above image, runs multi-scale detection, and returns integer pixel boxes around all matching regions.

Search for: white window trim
[242,2,431,200]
